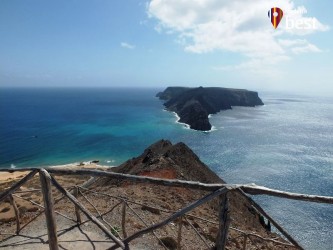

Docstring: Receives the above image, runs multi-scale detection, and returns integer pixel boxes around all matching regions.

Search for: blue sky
[0,0,332,94]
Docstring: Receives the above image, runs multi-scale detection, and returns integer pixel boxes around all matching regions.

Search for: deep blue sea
[0,88,332,249]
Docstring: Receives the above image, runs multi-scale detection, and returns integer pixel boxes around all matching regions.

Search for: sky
[0,0,332,94]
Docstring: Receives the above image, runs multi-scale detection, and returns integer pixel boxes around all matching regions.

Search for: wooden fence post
[73,186,82,224]
[8,194,20,234]
[39,169,59,250]
[177,216,183,250]
[216,192,231,250]
[122,201,127,238]
[242,235,247,250]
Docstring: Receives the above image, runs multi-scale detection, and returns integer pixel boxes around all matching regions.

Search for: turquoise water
[0,88,332,249]
[0,88,180,167]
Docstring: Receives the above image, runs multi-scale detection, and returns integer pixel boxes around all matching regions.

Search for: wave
[171,111,218,132]
[202,126,218,133]
[171,112,190,129]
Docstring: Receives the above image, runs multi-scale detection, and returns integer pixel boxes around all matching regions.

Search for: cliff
[112,139,223,183]
[156,86,264,131]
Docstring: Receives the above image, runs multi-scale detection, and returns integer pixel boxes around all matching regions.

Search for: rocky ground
[0,140,299,249]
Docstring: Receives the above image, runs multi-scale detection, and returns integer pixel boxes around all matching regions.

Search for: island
[156,86,264,131]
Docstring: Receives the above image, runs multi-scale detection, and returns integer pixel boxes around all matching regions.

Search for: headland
[157,87,264,131]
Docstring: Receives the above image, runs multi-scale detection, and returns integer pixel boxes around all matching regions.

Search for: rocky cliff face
[113,139,223,183]
[156,87,190,101]
[157,86,264,131]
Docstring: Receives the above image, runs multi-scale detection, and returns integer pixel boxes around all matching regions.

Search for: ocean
[0,87,332,249]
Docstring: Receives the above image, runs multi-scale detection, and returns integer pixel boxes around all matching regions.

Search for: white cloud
[120,42,135,49]
[278,39,322,54]
[147,0,329,70]
[213,55,290,75]
[278,39,307,47]
[291,44,322,54]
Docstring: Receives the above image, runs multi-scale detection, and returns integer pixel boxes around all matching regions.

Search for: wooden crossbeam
[0,170,38,203]
[123,187,228,244]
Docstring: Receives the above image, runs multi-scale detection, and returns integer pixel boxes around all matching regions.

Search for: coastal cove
[1,88,333,249]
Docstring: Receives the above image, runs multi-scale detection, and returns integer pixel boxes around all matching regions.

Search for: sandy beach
[0,162,111,184]
[0,162,112,224]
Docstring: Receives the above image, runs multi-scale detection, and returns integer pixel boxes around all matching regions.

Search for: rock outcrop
[112,139,223,183]
[156,86,264,131]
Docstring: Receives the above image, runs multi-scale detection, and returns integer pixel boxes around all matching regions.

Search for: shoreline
[171,111,191,130]
[171,110,217,132]
[0,162,112,183]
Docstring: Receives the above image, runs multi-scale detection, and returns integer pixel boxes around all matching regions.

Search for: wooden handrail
[49,169,333,204]
[2,167,333,249]
[1,168,333,204]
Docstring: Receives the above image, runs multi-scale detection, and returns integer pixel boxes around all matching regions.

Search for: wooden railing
[1,168,333,249]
